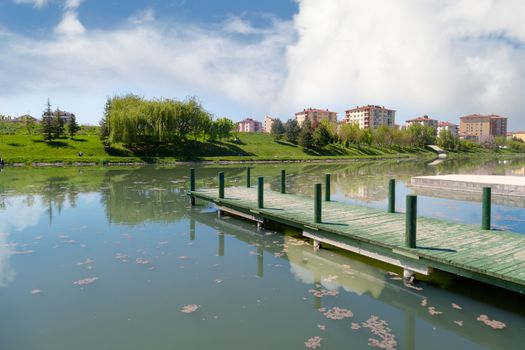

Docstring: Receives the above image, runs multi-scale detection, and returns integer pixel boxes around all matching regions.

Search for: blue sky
[1,0,525,129]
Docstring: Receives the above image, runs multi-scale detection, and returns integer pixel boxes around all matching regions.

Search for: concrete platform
[410,175,525,197]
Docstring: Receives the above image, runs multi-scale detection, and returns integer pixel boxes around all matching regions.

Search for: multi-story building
[344,105,395,129]
[295,108,337,128]
[459,114,508,142]
[509,131,525,142]
[237,118,262,133]
[405,115,438,130]
[263,116,275,133]
[437,121,459,137]
[42,109,75,123]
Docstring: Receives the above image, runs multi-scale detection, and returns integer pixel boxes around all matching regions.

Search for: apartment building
[405,115,438,130]
[344,105,395,129]
[295,108,337,128]
[459,114,508,141]
[237,118,263,133]
[263,116,275,133]
[437,121,459,137]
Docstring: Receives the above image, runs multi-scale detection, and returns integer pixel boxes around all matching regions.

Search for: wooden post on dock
[405,195,417,248]
[482,187,491,230]
[219,172,225,199]
[258,177,264,209]
[246,168,251,188]
[281,170,286,194]
[190,168,196,206]
[315,183,322,223]
[325,174,331,201]
[388,179,395,213]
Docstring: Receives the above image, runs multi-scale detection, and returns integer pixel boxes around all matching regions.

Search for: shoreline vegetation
[1,95,523,167]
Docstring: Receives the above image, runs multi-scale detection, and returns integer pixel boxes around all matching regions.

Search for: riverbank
[0,132,519,166]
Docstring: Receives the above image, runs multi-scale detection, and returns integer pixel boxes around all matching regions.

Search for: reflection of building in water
[0,233,15,288]
[346,184,387,202]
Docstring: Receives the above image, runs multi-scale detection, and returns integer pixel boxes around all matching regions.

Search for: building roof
[406,115,436,123]
[460,114,507,120]
[345,105,395,113]
[438,121,457,127]
[295,108,336,115]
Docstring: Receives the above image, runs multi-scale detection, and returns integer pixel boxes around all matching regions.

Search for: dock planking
[189,185,525,294]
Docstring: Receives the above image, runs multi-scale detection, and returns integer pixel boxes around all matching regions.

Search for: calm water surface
[1,157,525,349]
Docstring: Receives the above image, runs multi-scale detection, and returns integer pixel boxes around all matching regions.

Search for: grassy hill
[0,132,434,165]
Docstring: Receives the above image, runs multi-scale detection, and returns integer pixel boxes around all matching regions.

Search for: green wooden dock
[188,172,525,294]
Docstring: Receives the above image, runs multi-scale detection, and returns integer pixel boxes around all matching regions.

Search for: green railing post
[258,177,264,209]
[388,179,396,213]
[315,183,322,223]
[325,174,331,201]
[189,168,196,206]
[482,187,491,230]
[219,172,225,199]
[246,168,251,188]
[405,195,417,248]
[281,170,286,194]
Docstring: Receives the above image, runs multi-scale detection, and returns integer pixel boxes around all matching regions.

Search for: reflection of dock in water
[187,209,523,350]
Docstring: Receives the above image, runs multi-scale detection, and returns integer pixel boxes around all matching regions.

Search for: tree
[408,124,435,148]
[284,119,300,144]
[270,118,285,139]
[362,128,373,149]
[100,97,111,143]
[215,118,235,141]
[41,99,54,142]
[373,125,393,147]
[298,119,314,149]
[23,116,36,135]
[52,109,65,139]
[67,115,80,137]
[437,129,457,151]
[313,121,332,147]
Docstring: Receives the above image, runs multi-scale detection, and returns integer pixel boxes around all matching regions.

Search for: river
[0,157,524,349]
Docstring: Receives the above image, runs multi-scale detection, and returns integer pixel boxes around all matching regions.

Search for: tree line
[99,95,234,146]
[270,117,506,151]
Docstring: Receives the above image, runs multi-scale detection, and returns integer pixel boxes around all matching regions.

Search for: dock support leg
[313,239,320,251]
[190,168,196,206]
[218,172,225,199]
[388,178,395,213]
[325,174,331,201]
[258,177,264,209]
[246,168,251,188]
[281,170,286,194]
[314,183,322,223]
[403,269,415,283]
[405,195,417,248]
[257,220,264,230]
[217,209,223,218]
[482,187,491,230]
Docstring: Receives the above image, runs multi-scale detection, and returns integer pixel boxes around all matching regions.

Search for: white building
[344,105,395,129]
[437,122,459,137]
[237,118,263,132]
[405,115,439,130]
[263,116,275,133]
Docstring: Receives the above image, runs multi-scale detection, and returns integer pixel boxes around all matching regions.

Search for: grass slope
[0,132,433,164]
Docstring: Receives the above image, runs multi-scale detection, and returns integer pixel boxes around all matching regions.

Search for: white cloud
[279,0,525,128]
[54,10,86,35]
[13,0,48,8]
[64,0,83,10]
[129,8,156,25]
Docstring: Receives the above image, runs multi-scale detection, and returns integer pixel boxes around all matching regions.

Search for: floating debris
[73,277,98,286]
[362,315,397,350]
[452,303,463,310]
[181,304,199,313]
[178,256,189,260]
[31,289,42,295]
[322,307,353,320]
[158,241,169,245]
[214,279,223,284]
[304,336,322,349]
[77,258,95,266]
[317,324,326,331]
[274,252,284,257]
[454,320,464,327]
[405,284,423,291]
[136,257,150,265]
[115,253,129,262]
[322,275,339,283]
[351,322,362,330]
[477,315,506,329]
[428,307,442,316]
[308,289,339,298]
[13,250,34,255]
[420,299,427,307]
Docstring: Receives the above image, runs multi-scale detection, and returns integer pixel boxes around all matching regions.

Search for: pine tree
[41,99,54,142]
[67,115,80,137]
[284,119,300,144]
[298,119,314,149]
[313,122,332,148]
[270,119,285,139]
